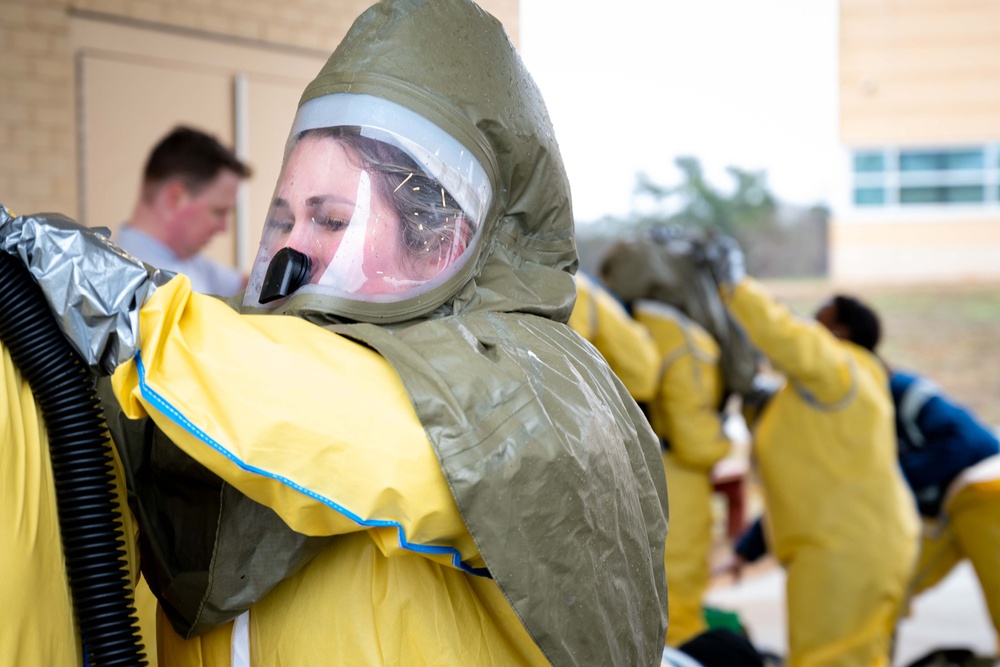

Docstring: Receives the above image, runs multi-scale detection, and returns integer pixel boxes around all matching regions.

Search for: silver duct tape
[0,204,172,375]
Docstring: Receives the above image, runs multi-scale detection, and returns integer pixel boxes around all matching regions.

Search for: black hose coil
[0,253,147,666]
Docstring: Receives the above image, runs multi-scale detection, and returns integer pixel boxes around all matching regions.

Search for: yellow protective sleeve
[725,278,854,408]
[110,276,480,571]
[569,273,659,402]
[635,305,730,471]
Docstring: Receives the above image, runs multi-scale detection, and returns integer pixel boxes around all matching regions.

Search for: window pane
[853,152,884,173]
[854,187,885,205]
[900,187,936,204]
[899,149,984,171]
[900,153,934,171]
[899,185,984,204]
[945,151,984,169]
[947,185,985,202]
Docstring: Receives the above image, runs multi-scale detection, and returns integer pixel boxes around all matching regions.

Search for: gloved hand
[741,372,783,428]
[704,234,746,289]
[0,204,173,375]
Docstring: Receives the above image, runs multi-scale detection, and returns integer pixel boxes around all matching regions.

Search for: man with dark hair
[116,126,252,296]
[815,294,881,352]
[706,236,918,667]
[733,288,1000,656]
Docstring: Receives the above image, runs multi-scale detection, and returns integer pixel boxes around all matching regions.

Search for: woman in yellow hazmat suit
[568,271,659,403]
[0,1,670,666]
[631,299,732,648]
[706,237,919,667]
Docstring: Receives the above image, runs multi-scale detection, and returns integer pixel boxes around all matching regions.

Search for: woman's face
[265,135,410,295]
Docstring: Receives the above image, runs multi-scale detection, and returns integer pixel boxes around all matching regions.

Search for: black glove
[0,204,173,374]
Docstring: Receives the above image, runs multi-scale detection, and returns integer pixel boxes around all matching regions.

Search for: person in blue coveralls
[891,365,1000,653]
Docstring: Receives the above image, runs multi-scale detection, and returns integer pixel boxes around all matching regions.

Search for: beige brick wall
[1,0,76,216]
[70,0,373,53]
[0,0,519,217]
[840,0,1000,145]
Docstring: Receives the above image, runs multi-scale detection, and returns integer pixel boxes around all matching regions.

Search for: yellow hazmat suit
[633,300,731,647]
[108,278,552,665]
[568,271,659,402]
[108,266,669,665]
[724,278,918,667]
[0,339,152,666]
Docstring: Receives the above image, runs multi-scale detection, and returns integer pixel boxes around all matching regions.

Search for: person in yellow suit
[631,298,732,647]
[598,236,739,648]
[0,1,670,665]
[568,271,659,403]
[706,236,919,667]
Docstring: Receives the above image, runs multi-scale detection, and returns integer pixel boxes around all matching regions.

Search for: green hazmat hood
[242,0,577,326]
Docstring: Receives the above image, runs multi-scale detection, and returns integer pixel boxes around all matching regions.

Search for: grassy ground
[763,278,1000,426]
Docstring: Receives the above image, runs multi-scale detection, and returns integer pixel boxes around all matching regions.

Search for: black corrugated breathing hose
[0,253,147,666]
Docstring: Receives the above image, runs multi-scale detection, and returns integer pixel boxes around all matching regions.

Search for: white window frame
[844,144,1000,222]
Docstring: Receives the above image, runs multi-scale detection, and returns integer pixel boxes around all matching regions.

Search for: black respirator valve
[259,247,312,304]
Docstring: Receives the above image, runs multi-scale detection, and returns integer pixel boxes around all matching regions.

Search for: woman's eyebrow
[307,194,355,207]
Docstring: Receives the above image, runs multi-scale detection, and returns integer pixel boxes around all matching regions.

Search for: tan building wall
[0,0,519,269]
[831,215,1000,283]
[835,0,1000,283]
[840,0,1000,146]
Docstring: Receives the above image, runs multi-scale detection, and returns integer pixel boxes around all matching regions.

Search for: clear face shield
[243,94,491,310]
